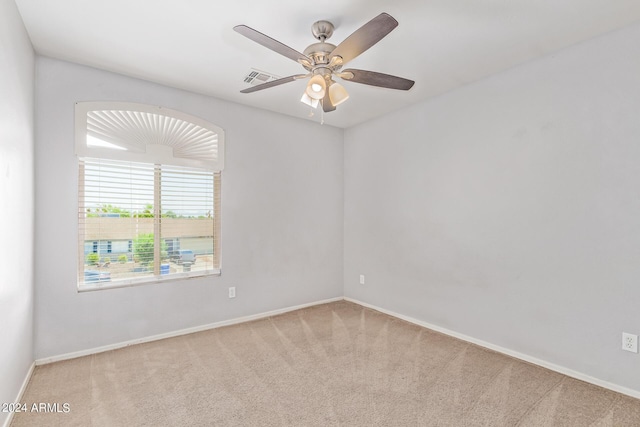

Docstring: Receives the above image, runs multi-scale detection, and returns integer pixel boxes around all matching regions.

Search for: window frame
[75,102,224,291]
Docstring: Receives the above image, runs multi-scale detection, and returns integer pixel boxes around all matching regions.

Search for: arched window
[75,102,224,290]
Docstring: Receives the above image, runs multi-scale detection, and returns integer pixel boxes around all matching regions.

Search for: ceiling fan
[234,13,415,113]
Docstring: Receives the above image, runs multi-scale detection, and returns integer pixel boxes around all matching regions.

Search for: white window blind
[75,102,224,290]
[78,158,220,289]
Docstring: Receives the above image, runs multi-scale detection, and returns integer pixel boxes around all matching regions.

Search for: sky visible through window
[84,160,214,219]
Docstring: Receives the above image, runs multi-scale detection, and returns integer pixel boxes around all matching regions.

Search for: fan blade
[329,13,398,65]
[322,91,336,112]
[240,74,307,94]
[341,69,414,90]
[234,25,311,65]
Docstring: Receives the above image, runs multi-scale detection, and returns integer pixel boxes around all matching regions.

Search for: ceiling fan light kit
[234,12,414,115]
[300,93,320,108]
[306,74,326,100]
[329,82,349,106]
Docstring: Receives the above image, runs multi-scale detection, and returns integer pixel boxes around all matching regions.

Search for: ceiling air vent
[243,68,280,85]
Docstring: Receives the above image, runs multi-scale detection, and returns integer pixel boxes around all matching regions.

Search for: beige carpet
[12,301,640,426]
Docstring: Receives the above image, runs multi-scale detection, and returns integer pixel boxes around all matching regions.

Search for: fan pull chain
[320,101,325,125]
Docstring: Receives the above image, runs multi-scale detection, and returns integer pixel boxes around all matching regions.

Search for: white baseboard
[344,297,640,400]
[35,296,343,366]
[3,361,35,427]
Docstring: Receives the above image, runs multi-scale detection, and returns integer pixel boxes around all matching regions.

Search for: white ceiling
[14,0,640,128]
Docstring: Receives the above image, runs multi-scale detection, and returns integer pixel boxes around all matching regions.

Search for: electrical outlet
[359,274,365,285]
[228,287,236,299]
[622,332,638,353]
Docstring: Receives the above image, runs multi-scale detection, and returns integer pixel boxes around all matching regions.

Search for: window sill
[77,269,221,292]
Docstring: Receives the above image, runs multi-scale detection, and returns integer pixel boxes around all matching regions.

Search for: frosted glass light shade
[329,82,349,106]
[305,75,326,100]
[300,92,319,108]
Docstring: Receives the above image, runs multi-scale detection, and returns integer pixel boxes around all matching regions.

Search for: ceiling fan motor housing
[304,20,343,79]
[303,42,337,69]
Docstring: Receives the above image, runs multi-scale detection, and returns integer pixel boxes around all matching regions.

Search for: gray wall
[344,22,640,392]
[0,0,34,424]
[17,8,640,399]
[34,57,344,359]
